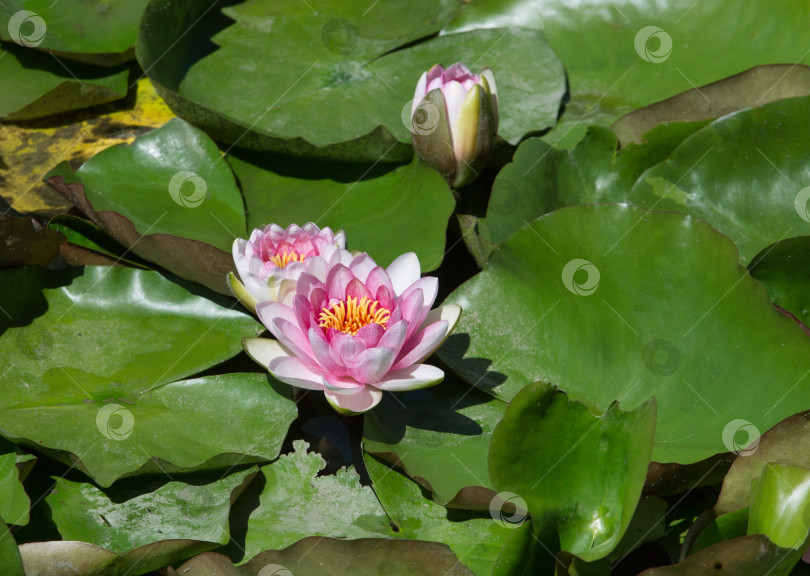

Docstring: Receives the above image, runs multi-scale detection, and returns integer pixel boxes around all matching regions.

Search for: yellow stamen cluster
[269,250,306,268]
[319,296,390,335]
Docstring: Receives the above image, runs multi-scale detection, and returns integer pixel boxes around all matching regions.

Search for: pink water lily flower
[228,223,346,313]
[243,252,461,414]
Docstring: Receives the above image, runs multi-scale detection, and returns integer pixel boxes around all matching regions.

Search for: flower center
[318,296,390,336]
[269,250,306,268]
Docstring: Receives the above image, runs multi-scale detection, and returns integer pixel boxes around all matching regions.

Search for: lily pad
[47,215,149,268]
[0,452,30,527]
[477,122,704,252]
[438,204,810,464]
[364,454,513,576]
[0,0,150,64]
[0,266,299,486]
[242,440,392,560]
[46,467,257,552]
[638,534,801,576]
[363,373,506,506]
[444,0,810,149]
[715,411,810,516]
[18,539,216,576]
[748,463,810,551]
[48,117,245,293]
[229,155,455,271]
[137,0,565,159]
[0,518,24,576]
[628,95,810,264]
[489,383,656,562]
[0,77,175,218]
[178,540,476,576]
[0,43,128,120]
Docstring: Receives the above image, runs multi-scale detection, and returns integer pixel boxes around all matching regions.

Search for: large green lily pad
[0,43,128,120]
[444,0,810,149]
[48,118,246,293]
[0,0,149,64]
[438,204,810,464]
[230,155,455,271]
[489,383,656,562]
[47,467,257,552]
[137,0,565,159]
[0,266,300,486]
[749,237,810,327]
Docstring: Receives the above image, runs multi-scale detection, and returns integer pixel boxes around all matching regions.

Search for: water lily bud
[409,62,498,188]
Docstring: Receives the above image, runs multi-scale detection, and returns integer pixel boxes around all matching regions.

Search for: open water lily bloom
[228,222,346,313]
[243,252,461,414]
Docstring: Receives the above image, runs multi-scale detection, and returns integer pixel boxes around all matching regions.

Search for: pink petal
[375,364,444,391]
[398,288,424,329]
[386,253,421,297]
[268,356,325,390]
[391,320,448,371]
[274,240,297,259]
[308,328,348,377]
[442,62,474,83]
[411,71,427,119]
[376,285,394,311]
[336,336,369,367]
[400,276,438,309]
[273,318,318,367]
[256,301,295,334]
[348,347,397,384]
[365,266,394,300]
[377,319,408,354]
[323,373,364,394]
[309,286,328,313]
[323,386,383,414]
[442,81,468,135]
[348,253,378,283]
[346,277,372,301]
[326,264,355,299]
[355,322,385,348]
[293,295,314,332]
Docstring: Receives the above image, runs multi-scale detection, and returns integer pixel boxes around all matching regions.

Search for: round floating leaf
[0,518,23,576]
[0,453,29,527]
[749,237,810,327]
[364,454,512,576]
[748,463,810,551]
[489,383,656,562]
[628,95,810,265]
[47,467,257,552]
[72,117,245,253]
[363,374,506,506]
[0,43,128,120]
[716,411,810,516]
[444,0,810,149]
[242,440,392,559]
[478,123,703,251]
[48,117,245,292]
[230,155,455,271]
[178,540,476,576]
[0,266,299,486]
[18,539,215,576]
[137,0,565,159]
[0,0,150,63]
[438,204,810,464]
[638,534,801,576]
